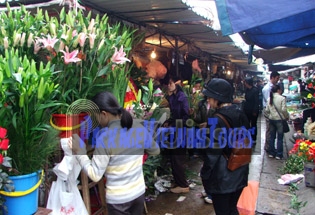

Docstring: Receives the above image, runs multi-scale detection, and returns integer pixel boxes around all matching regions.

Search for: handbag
[215,113,252,171]
[273,104,290,133]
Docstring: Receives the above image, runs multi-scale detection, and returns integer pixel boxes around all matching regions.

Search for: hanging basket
[50,113,89,138]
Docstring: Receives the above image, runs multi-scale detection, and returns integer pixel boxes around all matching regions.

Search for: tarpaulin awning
[241,9,315,49]
[215,0,315,37]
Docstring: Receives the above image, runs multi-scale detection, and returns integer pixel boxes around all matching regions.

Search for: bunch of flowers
[127,78,164,120]
[0,4,139,111]
[289,139,315,163]
[181,75,204,116]
[0,126,14,210]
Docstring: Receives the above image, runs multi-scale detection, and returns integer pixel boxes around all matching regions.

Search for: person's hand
[199,122,207,128]
[67,134,87,155]
[162,121,169,127]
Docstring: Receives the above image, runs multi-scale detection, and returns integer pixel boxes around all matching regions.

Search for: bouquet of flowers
[289,139,315,163]
[127,78,164,120]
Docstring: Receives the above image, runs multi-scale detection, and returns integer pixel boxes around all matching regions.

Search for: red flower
[0,139,9,150]
[0,154,3,164]
[308,83,313,88]
[0,127,7,139]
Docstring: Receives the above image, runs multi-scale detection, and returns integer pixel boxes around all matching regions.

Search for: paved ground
[145,115,315,215]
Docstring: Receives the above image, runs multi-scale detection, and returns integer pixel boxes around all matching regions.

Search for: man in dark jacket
[244,77,259,144]
[200,78,250,215]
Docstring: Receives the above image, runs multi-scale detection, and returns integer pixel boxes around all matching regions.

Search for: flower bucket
[1,171,43,215]
[304,162,315,187]
[50,113,89,138]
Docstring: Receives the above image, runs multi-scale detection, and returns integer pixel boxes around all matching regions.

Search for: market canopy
[215,0,315,66]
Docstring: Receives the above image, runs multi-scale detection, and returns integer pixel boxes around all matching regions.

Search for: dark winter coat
[200,104,250,194]
[165,86,190,127]
[243,86,259,115]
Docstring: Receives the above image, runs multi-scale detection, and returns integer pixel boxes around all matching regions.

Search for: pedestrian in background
[264,84,289,160]
[262,71,280,151]
[244,77,259,145]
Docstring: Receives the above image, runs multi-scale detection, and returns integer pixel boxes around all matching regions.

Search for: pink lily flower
[111,46,131,64]
[60,46,81,64]
[37,35,58,50]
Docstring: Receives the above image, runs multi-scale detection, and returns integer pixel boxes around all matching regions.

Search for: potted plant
[0,47,60,214]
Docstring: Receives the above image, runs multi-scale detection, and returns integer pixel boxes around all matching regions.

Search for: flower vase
[304,162,315,187]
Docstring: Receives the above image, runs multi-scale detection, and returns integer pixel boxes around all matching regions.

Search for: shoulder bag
[215,113,252,171]
[273,104,290,133]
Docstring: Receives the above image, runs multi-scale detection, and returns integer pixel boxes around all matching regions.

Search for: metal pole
[175,37,179,77]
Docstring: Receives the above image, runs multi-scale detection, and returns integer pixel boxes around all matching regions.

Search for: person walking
[243,77,259,145]
[68,91,160,215]
[200,78,250,215]
[262,71,280,151]
[264,84,289,160]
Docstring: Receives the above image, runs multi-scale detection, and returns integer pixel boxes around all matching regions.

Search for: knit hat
[202,78,233,103]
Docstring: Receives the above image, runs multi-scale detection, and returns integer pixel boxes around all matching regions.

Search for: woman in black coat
[200,78,250,215]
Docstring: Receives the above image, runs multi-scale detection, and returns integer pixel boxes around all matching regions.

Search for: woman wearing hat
[200,78,250,215]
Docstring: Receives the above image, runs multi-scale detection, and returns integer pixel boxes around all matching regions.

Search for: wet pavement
[145,115,315,215]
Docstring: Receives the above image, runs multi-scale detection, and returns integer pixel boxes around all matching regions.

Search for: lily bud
[13,32,21,47]
[78,32,87,47]
[97,38,104,50]
[3,37,8,49]
[27,33,33,47]
[59,41,65,51]
[49,22,56,36]
[1,27,6,35]
[20,32,26,47]
[88,18,95,32]
[89,33,96,49]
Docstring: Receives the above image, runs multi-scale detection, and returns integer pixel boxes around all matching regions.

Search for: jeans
[268,119,284,158]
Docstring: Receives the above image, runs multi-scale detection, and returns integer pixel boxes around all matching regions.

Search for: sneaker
[170,186,189,194]
[268,154,274,158]
[204,197,213,204]
[275,156,282,160]
[201,190,207,197]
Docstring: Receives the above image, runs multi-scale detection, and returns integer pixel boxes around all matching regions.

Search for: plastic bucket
[50,113,89,138]
[2,171,42,215]
[304,162,315,187]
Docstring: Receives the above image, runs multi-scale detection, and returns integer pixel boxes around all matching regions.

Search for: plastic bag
[47,138,88,215]
[47,178,88,215]
[237,181,259,215]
